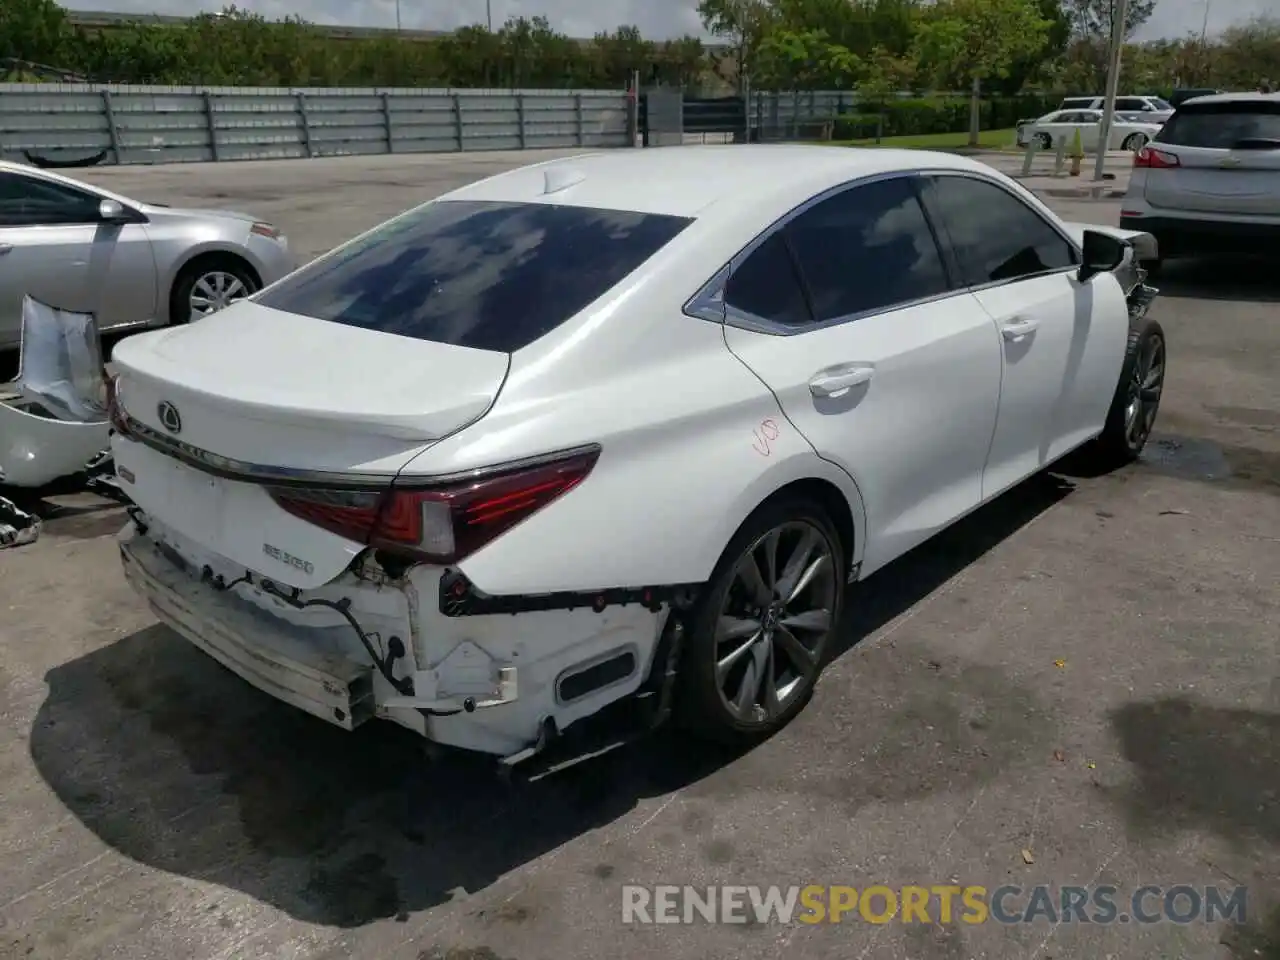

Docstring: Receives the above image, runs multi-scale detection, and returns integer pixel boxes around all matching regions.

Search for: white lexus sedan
[106,145,1166,777]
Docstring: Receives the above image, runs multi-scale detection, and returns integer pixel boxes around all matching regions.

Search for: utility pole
[487,0,493,31]
[395,0,402,31]
[1092,0,1130,182]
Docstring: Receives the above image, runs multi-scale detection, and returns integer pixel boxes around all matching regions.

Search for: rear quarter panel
[408,320,867,596]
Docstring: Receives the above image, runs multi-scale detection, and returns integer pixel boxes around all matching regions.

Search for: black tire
[675,496,845,747]
[1122,132,1148,151]
[1035,132,1053,149]
[1081,318,1166,471]
[169,255,259,325]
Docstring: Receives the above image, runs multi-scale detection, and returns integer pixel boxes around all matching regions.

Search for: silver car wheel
[190,271,250,318]
[714,520,837,725]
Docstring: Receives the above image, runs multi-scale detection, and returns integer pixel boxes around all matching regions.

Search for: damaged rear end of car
[110,192,703,774]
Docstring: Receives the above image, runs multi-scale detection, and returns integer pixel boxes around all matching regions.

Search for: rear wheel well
[747,478,857,577]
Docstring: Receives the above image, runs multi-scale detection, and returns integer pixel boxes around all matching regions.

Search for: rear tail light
[1133,146,1180,168]
[269,445,601,565]
[106,375,134,436]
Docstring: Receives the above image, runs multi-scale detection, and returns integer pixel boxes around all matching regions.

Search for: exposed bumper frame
[119,526,376,730]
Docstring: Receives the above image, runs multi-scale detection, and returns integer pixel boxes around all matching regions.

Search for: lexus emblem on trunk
[157,401,182,434]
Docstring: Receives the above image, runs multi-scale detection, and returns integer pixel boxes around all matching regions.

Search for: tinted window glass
[256,199,692,353]
[1061,98,1094,110]
[1116,98,1150,111]
[724,233,811,327]
[784,178,949,321]
[927,176,1077,285]
[1156,101,1280,148]
[0,172,100,225]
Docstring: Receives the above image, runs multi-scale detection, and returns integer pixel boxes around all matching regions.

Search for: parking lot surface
[1,149,1278,960]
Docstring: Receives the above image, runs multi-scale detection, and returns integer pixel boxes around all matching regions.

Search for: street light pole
[487,0,493,31]
[1092,0,1131,182]
[395,0,402,31]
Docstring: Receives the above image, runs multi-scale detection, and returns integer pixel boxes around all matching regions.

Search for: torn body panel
[0,394,110,487]
[1,296,112,490]
[120,512,672,759]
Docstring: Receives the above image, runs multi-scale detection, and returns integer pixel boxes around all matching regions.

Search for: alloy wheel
[190,271,250,318]
[1124,333,1164,450]
[714,520,838,726]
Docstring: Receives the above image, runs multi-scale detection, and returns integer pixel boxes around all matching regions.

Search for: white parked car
[1120,92,1280,268]
[1058,95,1175,123]
[1029,109,1164,152]
[107,146,1166,777]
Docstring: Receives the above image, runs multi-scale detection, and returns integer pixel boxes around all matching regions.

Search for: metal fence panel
[0,83,632,165]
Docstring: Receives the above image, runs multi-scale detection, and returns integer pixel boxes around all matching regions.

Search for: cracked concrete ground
[1,151,1277,960]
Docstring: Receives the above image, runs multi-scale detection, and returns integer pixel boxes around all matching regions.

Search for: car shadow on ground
[1152,255,1280,304]
[28,472,1075,928]
[1107,696,1280,958]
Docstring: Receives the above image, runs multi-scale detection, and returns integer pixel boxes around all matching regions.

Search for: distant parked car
[0,160,296,351]
[1120,91,1280,268]
[1028,109,1164,152]
[1057,95,1175,123]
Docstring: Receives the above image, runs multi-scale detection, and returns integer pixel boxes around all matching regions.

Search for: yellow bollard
[1068,128,1083,176]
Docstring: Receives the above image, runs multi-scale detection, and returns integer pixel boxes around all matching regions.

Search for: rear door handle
[809,364,874,398]
[1001,317,1040,341]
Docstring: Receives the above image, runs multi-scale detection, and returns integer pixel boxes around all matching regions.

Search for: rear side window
[1116,98,1150,111]
[1156,100,1280,149]
[256,199,692,352]
[784,177,950,321]
[724,232,812,328]
[925,175,1078,286]
[1061,98,1093,109]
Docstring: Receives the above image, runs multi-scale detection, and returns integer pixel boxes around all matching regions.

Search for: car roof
[1173,91,1280,107]
[438,144,989,219]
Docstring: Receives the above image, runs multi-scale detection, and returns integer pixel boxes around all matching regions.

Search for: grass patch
[830,127,1020,151]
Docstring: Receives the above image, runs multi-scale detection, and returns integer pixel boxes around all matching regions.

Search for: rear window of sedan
[1156,100,1280,149]
[256,199,693,353]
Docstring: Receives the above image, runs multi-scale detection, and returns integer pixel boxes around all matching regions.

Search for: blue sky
[60,0,1271,43]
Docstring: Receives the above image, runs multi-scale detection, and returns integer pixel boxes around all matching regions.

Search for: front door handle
[809,364,874,398]
[1001,317,1040,341]
[0,243,12,256]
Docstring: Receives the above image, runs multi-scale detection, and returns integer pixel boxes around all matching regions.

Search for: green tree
[755,27,860,89]
[697,0,775,91]
[0,0,70,64]
[912,0,1050,144]
[1060,0,1157,88]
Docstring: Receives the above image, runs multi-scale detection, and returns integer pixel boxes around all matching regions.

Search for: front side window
[0,172,101,226]
[925,175,1078,286]
[256,199,693,353]
[783,177,950,321]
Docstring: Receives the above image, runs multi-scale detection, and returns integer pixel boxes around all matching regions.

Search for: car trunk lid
[110,301,510,587]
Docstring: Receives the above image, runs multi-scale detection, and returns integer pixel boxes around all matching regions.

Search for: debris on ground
[0,494,40,548]
[1021,848,1036,864]
[0,296,127,546]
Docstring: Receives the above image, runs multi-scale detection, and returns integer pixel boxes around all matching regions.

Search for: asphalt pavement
[1,148,1277,960]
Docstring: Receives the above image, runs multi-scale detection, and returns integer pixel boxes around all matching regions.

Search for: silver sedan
[0,160,296,351]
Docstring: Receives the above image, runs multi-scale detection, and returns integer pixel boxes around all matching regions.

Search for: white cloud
[59,0,1270,42]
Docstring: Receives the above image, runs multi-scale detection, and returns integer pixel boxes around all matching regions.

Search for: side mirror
[98,199,129,223]
[1077,230,1127,283]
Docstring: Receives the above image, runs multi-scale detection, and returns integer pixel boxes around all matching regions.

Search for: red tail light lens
[106,375,134,436]
[1134,146,1180,168]
[269,446,600,565]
